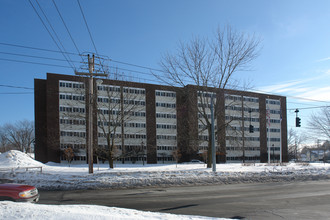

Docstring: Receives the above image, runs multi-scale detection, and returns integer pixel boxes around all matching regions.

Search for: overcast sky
[1,0,329,142]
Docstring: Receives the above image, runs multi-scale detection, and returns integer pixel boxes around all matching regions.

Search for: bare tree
[63,147,75,166]
[96,84,146,168]
[126,144,145,164]
[287,128,308,161]
[3,120,34,153]
[159,25,261,167]
[0,126,11,152]
[172,148,182,167]
[308,106,330,140]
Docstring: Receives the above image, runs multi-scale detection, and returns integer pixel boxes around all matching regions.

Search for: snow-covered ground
[1,150,330,219]
[1,150,330,190]
[0,201,225,220]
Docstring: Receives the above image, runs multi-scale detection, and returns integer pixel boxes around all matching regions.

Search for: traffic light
[249,125,254,133]
[296,117,301,127]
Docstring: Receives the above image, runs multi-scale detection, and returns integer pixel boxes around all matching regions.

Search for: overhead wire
[52,0,81,56]
[0,85,34,90]
[34,0,76,70]
[1,41,330,105]
[28,0,76,71]
[0,57,72,69]
[77,0,98,56]
[0,42,77,55]
[0,51,81,63]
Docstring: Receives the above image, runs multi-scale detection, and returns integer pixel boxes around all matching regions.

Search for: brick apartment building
[34,73,288,164]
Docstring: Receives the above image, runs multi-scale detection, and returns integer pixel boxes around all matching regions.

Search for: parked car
[189,159,205,164]
[0,183,39,203]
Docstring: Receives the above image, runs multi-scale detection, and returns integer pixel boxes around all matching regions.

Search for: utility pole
[241,95,245,163]
[210,95,216,172]
[75,54,108,174]
[266,100,271,164]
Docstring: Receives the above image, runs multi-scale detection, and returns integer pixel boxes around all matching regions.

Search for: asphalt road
[39,180,330,220]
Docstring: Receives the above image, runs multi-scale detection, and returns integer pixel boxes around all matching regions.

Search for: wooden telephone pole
[75,54,107,174]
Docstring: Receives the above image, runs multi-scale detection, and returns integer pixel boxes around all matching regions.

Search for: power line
[34,0,76,70]
[0,57,72,69]
[0,51,81,63]
[0,42,77,55]
[109,59,168,74]
[0,85,34,90]
[1,41,330,104]
[287,106,329,111]
[52,0,82,56]
[0,92,34,95]
[0,42,166,74]
[77,0,99,56]
[28,0,75,71]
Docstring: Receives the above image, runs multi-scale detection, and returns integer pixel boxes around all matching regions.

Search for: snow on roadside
[0,201,227,220]
[0,150,330,190]
[1,151,330,220]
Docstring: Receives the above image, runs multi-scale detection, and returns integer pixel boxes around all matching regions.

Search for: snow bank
[0,201,227,220]
[0,150,330,190]
[0,150,43,168]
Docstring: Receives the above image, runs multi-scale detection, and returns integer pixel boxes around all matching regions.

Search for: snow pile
[0,201,227,220]
[0,150,43,168]
[0,150,330,190]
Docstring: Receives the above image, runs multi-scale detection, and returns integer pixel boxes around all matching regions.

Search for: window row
[157,156,174,161]
[156,113,176,119]
[60,131,86,137]
[98,133,146,139]
[270,147,281,151]
[225,105,259,113]
[123,87,145,95]
[225,95,259,103]
[226,146,260,151]
[98,85,121,92]
[97,97,146,106]
[197,91,216,98]
[157,146,177,151]
[98,109,146,117]
[157,135,177,140]
[268,128,281,133]
[155,91,176,97]
[227,156,260,161]
[60,118,86,126]
[60,143,86,149]
[60,106,85,113]
[97,85,146,95]
[266,100,281,105]
[97,145,147,151]
[61,156,86,161]
[268,119,281,124]
[227,126,260,132]
[156,124,177,130]
[156,102,176,108]
[225,116,260,122]
[60,94,85,101]
[268,138,281,142]
[269,109,281,114]
[199,124,216,130]
[226,136,260,141]
[59,81,85,89]
[97,121,146,128]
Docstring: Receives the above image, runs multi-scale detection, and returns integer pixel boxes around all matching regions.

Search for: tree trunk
[108,150,114,169]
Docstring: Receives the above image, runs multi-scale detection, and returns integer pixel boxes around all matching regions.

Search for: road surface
[39,180,330,219]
